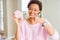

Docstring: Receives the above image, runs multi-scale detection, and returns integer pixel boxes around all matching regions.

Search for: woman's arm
[14,18,22,40]
[13,11,22,40]
[43,21,55,36]
[16,24,21,40]
[42,19,59,40]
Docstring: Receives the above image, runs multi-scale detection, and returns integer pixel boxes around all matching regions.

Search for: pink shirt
[19,19,59,40]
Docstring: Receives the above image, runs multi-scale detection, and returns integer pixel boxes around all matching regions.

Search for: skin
[13,4,55,40]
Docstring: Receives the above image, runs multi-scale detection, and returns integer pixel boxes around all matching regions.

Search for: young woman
[13,0,59,40]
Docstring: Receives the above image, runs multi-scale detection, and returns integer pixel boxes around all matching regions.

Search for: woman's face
[28,4,40,18]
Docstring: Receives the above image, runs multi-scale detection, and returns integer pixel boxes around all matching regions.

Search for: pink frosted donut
[14,10,23,19]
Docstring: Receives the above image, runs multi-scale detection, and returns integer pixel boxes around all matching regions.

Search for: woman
[13,0,59,40]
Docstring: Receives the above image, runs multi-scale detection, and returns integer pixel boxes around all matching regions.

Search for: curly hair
[27,0,42,11]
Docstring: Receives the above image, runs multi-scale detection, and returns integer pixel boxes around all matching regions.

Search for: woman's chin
[29,16,35,18]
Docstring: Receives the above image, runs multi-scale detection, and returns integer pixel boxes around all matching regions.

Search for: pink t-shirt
[19,19,59,40]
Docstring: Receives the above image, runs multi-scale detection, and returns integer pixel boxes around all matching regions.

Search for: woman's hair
[27,0,42,11]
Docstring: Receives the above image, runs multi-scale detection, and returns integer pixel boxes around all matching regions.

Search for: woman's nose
[31,10,34,13]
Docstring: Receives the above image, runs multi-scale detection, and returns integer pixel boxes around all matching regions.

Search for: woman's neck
[29,18,35,24]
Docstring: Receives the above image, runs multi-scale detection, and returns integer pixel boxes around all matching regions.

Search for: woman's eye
[34,9,37,11]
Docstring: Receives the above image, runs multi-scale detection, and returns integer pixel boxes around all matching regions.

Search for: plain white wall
[40,0,60,39]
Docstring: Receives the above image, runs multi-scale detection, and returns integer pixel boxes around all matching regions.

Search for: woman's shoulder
[40,18,52,25]
[39,18,46,23]
[39,18,51,24]
[40,18,49,22]
[22,19,28,24]
[40,18,47,20]
[22,19,26,23]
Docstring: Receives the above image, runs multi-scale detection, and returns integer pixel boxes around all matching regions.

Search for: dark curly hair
[27,0,42,11]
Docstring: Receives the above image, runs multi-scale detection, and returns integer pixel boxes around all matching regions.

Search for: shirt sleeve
[49,30,59,40]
